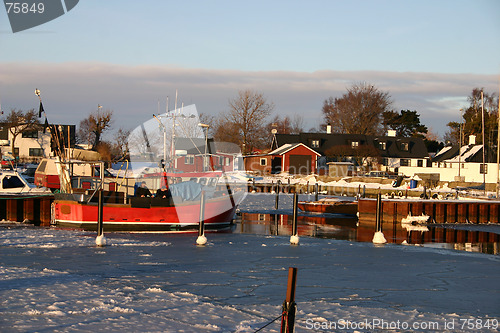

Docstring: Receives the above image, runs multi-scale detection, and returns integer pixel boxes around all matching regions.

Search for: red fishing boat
[298,198,358,216]
[52,189,243,232]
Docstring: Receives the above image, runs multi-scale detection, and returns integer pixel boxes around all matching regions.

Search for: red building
[244,143,320,175]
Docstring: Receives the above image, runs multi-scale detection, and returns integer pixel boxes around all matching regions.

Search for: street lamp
[198,123,209,171]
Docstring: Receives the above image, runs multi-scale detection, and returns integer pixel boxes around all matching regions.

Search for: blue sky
[0,0,499,138]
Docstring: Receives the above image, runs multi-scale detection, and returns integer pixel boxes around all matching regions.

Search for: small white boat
[0,170,52,196]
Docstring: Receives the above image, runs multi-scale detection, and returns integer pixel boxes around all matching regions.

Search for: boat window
[3,175,25,189]
[208,178,217,186]
[199,178,207,186]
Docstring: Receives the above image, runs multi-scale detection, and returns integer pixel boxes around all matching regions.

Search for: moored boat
[298,197,358,216]
[52,187,244,232]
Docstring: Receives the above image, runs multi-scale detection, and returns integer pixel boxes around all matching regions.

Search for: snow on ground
[1,220,499,332]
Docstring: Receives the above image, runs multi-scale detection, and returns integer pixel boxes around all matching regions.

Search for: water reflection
[234,212,500,255]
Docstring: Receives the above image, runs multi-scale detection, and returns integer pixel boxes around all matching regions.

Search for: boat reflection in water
[235,212,500,255]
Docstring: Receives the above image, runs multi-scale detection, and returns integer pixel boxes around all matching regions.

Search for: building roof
[269,143,321,156]
[446,145,484,163]
[276,133,429,159]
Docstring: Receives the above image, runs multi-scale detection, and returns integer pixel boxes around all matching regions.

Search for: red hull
[298,200,358,216]
[53,195,239,232]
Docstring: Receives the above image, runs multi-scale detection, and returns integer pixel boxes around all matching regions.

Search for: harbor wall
[358,198,500,224]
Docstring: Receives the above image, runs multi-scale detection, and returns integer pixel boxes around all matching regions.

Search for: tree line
[1,83,497,162]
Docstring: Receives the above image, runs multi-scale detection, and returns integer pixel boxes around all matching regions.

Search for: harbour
[1,192,499,332]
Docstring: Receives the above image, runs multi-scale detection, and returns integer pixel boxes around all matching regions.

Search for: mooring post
[95,189,107,246]
[196,190,207,245]
[281,267,298,333]
[275,186,280,210]
[314,183,319,201]
[362,185,366,198]
[290,192,299,245]
[375,192,382,232]
[372,192,387,244]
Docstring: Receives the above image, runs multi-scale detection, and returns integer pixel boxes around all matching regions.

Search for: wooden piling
[375,193,382,232]
[281,267,298,333]
[198,190,206,237]
[97,189,104,237]
[292,193,298,237]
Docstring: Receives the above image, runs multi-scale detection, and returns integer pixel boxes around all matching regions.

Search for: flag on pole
[43,117,49,133]
[38,101,44,117]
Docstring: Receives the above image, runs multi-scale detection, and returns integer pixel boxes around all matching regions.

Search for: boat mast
[481,90,486,195]
[497,84,500,198]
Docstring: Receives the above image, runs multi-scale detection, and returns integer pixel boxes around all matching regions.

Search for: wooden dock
[358,198,500,224]
[0,195,54,226]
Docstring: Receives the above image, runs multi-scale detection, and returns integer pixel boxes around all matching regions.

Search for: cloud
[0,62,497,139]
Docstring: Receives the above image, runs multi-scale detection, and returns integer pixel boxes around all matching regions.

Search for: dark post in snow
[362,185,366,198]
[375,192,382,232]
[196,191,207,245]
[275,187,280,210]
[314,183,319,201]
[97,189,104,237]
[290,192,299,244]
[281,267,298,333]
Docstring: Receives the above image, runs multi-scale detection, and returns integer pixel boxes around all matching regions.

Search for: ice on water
[1,222,499,332]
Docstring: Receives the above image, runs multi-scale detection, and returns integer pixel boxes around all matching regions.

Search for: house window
[378,141,386,150]
[311,140,320,148]
[22,130,38,139]
[400,142,409,151]
[185,155,194,165]
[351,141,359,148]
[225,157,231,166]
[400,159,409,166]
[417,159,423,167]
[260,158,267,166]
[29,148,44,157]
[480,164,488,174]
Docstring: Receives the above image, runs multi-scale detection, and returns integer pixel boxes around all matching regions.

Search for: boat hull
[298,200,358,216]
[52,195,238,232]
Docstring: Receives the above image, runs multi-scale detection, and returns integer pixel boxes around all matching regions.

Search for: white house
[0,123,75,163]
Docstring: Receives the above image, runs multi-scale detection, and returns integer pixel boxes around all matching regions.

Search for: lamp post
[198,123,209,171]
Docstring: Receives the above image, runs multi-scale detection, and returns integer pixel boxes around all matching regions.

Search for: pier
[0,195,54,226]
[358,198,500,224]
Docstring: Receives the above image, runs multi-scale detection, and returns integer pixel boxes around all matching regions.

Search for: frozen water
[1,224,499,332]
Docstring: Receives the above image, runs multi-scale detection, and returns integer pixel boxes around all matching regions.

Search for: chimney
[469,135,476,145]
[326,124,332,134]
[387,130,396,137]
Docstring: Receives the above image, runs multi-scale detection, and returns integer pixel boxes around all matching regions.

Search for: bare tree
[78,108,113,150]
[322,82,392,135]
[112,127,131,161]
[1,109,40,158]
[218,90,274,154]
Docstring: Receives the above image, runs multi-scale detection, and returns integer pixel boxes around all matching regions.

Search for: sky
[0,0,499,140]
